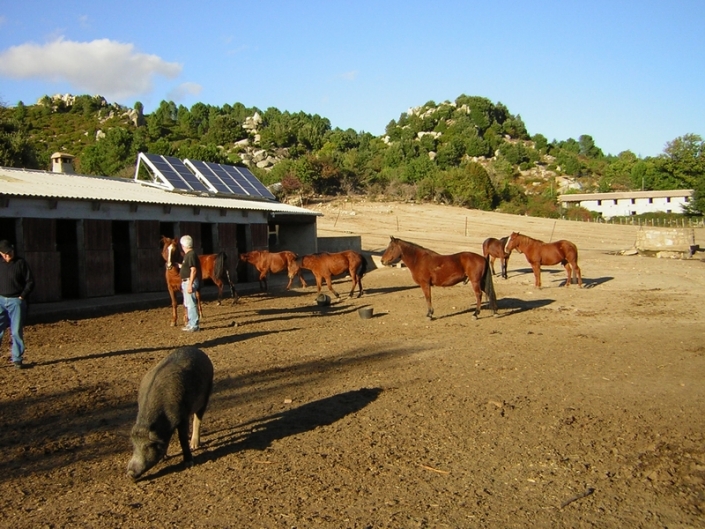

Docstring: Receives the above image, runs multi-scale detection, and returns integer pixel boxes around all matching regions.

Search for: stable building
[558,189,694,219]
[0,156,320,303]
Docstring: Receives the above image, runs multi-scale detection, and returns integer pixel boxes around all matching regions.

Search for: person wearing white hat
[0,240,35,368]
[179,235,201,332]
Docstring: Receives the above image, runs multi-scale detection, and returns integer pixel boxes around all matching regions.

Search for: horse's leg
[299,273,308,288]
[348,272,357,298]
[215,278,223,304]
[471,279,483,319]
[563,263,572,287]
[532,263,542,288]
[420,283,433,319]
[324,275,340,298]
[259,270,268,291]
[196,291,203,320]
[574,261,582,287]
[489,256,496,276]
[285,273,294,290]
[501,258,508,279]
[168,286,178,327]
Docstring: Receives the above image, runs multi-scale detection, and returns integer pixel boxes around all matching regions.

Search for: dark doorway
[56,220,80,299]
[159,222,176,240]
[0,218,16,247]
[201,223,214,254]
[236,224,248,281]
[112,221,132,294]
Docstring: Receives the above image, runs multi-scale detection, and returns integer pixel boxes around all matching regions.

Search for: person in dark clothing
[0,240,35,369]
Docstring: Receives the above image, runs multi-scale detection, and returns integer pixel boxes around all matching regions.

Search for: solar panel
[136,153,211,193]
[185,159,276,200]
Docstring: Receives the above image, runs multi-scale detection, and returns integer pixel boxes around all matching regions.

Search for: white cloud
[340,70,358,81]
[167,82,203,101]
[0,37,182,100]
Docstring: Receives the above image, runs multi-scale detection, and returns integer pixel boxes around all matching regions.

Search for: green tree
[661,134,705,188]
[0,115,39,168]
[81,127,135,176]
[443,162,497,210]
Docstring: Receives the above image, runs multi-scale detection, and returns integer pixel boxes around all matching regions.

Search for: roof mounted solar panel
[135,153,212,193]
[185,159,276,201]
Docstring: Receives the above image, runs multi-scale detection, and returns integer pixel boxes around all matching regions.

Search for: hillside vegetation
[1,93,704,217]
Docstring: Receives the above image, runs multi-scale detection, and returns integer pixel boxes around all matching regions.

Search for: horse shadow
[143,387,383,480]
[578,276,613,289]
[510,267,563,279]
[364,284,417,296]
[496,297,555,316]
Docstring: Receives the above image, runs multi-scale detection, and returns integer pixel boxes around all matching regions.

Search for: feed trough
[358,307,374,319]
[316,294,331,306]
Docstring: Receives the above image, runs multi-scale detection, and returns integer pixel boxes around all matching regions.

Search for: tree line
[1,94,703,217]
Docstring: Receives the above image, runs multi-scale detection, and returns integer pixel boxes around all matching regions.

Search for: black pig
[127,347,214,479]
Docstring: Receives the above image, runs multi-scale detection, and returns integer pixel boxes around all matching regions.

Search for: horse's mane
[516,233,544,245]
[396,238,440,255]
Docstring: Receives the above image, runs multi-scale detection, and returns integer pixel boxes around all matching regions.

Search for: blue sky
[1,1,703,157]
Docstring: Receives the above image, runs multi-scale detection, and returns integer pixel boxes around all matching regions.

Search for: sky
[0,1,703,158]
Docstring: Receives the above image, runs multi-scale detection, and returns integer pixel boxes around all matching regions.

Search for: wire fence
[567,216,705,228]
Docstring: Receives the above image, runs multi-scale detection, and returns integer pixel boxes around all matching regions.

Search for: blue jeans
[0,296,27,363]
[182,279,200,329]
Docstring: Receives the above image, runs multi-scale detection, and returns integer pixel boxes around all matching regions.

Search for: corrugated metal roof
[0,166,319,216]
[558,189,693,202]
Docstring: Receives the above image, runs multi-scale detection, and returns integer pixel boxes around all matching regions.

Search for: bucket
[358,307,374,319]
[316,294,331,306]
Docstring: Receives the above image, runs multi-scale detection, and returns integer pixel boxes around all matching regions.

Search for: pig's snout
[126,457,146,480]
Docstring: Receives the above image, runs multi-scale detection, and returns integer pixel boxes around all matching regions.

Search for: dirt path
[1,199,704,528]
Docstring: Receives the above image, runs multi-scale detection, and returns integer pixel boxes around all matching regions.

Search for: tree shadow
[143,387,383,480]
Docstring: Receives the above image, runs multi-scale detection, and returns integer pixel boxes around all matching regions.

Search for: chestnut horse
[240,250,307,291]
[381,236,497,320]
[504,232,582,288]
[288,250,367,298]
[161,236,238,326]
[482,236,512,279]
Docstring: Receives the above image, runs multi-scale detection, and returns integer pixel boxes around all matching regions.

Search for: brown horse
[288,250,367,298]
[482,236,512,279]
[381,236,497,320]
[161,236,238,326]
[504,232,582,288]
[240,250,307,291]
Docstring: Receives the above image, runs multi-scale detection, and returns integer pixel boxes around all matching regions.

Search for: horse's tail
[482,256,498,313]
[214,252,227,281]
[357,253,368,278]
[216,252,238,300]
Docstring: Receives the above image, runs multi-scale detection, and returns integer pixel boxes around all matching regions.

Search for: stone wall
[635,228,697,258]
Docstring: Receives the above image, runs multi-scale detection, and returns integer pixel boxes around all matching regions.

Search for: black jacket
[0,256,35,298]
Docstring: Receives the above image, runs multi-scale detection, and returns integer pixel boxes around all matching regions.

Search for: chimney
[51,152,75,174]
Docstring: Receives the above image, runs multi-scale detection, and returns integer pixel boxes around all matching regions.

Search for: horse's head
[239,252,251,263]
[160,236,180,269]
[381,236,402,266]
[505,232,521,254]
[287,257,302,279]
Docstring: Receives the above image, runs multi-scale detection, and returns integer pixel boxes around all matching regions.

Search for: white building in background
[558,189,693,218]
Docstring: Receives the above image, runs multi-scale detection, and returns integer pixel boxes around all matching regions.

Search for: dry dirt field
[1,199,704,528]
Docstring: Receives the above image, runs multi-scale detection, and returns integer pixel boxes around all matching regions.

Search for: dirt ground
[1,199,704,528]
